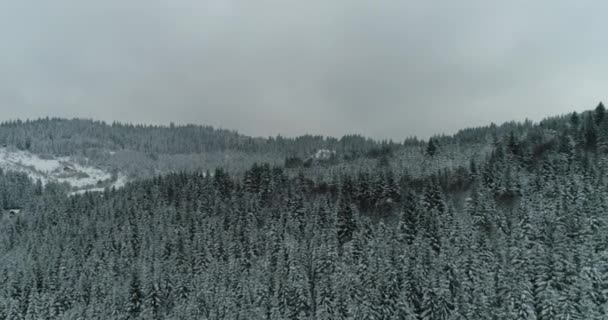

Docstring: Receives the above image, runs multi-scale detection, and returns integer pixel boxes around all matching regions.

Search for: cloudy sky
[0,1,606,139]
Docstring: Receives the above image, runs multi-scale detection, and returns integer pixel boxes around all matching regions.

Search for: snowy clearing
[0,147,128,193]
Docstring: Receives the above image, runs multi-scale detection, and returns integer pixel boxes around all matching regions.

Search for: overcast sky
[0,1,606,139]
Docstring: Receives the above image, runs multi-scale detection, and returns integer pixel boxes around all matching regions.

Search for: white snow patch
[69,188,106,196]
[112,174,128,189]
[0,148,63,174]
[314,149,335,160]
[0,147,129,194]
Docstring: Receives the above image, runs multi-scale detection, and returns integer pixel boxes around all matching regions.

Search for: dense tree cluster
[0,119,402,179]
[1,106,608,319]
[0,119,387,160]
[0,170,42,211]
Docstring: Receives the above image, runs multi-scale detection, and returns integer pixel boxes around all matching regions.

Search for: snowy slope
[0,147,127,193]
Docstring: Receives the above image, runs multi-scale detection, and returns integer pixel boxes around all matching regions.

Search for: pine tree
[427,138,438,157]
[570,111,580,128]
[126,271,143,318]
[585,115,598,150]
[595,102,606,126]
[336,198,356,246]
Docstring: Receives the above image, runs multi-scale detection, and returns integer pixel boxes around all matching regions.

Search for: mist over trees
[1,105,608,319]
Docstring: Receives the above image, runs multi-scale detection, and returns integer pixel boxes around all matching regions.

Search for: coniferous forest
[2,105,608,319]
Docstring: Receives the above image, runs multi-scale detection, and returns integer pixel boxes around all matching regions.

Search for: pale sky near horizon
[0,1,606,139]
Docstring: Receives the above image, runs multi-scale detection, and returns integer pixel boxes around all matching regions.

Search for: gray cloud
[0,0,606,139]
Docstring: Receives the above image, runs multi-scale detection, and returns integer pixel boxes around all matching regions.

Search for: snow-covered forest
[1,104,608,319]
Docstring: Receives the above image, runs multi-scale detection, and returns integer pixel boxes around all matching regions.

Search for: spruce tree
[427,138,438,157]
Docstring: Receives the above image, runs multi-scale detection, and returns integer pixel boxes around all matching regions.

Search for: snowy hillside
[0,147,127,193]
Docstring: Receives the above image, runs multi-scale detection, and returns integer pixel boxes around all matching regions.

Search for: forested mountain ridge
[0,114,550,180]
[1,104,608,319]
[0,118,387,177]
